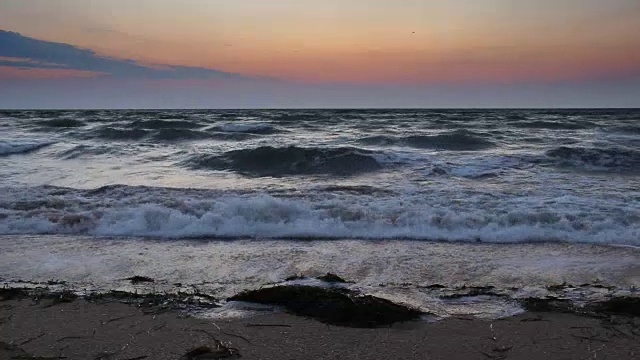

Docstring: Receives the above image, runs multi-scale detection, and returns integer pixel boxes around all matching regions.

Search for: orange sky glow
[1,0,639,84]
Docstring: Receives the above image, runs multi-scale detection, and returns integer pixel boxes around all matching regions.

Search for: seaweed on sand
[125,276,155,285]
[87,290,219,313]
[521,296,640,318]
[181,342,240,360]
[0,341,63,359]
[228,285,422,328]
[42,291,78,307]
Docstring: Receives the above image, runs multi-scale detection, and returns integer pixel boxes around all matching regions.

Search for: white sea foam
[1,235,638,318]
[0,186,638,245]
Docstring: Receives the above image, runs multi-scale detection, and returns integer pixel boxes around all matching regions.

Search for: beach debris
[519,315,547,322]
[493,345,513,353]
[44,291,78,307]
[181,341,240,360]
[228,285,422,328]
[46,280,67,286]
[190,327,250,345]
[245,323,292,328]
[125,276,155,284]
[480,351,507,360]
[19,332,46,345]
[101,314,138,325]
[546,282,570,291]
[93,351,118,359]
[316,273,348,283]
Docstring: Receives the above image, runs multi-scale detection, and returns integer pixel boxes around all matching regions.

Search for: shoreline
[2,293,639,360]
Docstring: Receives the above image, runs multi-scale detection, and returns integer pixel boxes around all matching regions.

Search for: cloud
[0,29,242,80]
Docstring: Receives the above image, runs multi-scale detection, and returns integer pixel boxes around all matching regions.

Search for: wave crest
[546,146,640,171]
[215,122,279,134]
[129,119,203,129]
[359,130,495,151]
[35,118,86,128]
[511,120,591,130]
[185,146,383,176]
[0,139,53,156]
[1,185,639,244]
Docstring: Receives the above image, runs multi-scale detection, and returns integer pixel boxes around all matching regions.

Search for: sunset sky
[1,0,639,108]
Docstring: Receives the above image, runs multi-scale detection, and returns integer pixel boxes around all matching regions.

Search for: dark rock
[0,287,28,301]
[228,285,422,328]
[316,273,348,283]
[520,297,577,313]
[593,297,640,317]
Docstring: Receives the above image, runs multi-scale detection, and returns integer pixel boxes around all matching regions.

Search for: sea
[1,109,639,319]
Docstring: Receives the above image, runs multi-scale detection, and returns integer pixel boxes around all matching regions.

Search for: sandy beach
[1,295,639,360]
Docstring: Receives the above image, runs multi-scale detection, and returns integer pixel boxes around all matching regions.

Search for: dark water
[1,109,640,244]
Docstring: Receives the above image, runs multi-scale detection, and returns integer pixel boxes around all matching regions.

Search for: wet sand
[1,298,639,360]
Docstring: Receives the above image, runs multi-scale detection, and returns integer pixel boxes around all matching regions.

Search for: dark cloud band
[0,30,241,80]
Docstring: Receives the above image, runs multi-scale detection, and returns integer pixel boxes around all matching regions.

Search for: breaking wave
[359,130,495,151]
[608,125,640,135]
[91,127,151,141]
[128,119,204,129]
[0,139,53,156]
[546,146,640,172]
[150,128,218,142]
[215,122,279,134]
[184,146,383,176]
[35,118,86,128]
[511,120,592,130]
[56,144,125,159]
[0,185,638,244]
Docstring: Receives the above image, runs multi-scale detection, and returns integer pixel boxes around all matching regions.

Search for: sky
[1,0,639,108]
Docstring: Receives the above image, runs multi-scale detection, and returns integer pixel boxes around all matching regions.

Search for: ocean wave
[35,118,86,128]
[425,156,530,179]
[359,130,495,151]
[546,146,640,171]
[129,119,204,129]
[511,120,592,130]
[184,146,383,176]
[608,125,640,135]
[91,127,151,141]
[150,128,219,142]
[0,186,638,244]
[56,144,124,159]
[270,113,327,123]
[215,122,279,134]
[0,139,53,156]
